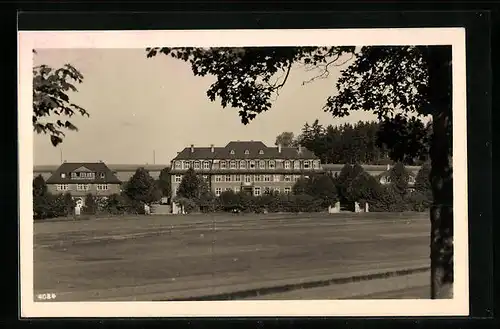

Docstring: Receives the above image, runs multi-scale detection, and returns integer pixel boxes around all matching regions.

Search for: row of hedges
[173,163,433,215]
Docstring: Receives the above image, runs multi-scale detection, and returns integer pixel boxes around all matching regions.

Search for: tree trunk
[425,46,454,299]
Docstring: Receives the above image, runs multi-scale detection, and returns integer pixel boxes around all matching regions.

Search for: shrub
[173,196,199,214]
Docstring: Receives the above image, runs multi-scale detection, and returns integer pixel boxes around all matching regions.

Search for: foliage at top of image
[33,51,88,146]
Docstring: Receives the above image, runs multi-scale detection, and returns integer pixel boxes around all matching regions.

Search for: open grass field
[33,212,431,301]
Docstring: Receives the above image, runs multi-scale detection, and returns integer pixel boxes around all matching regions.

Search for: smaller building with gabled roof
[45,161,122,203]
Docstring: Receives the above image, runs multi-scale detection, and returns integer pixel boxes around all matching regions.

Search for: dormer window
[269,160,275,169]
[259,160,265,169]
[194,161,200,169]
[230,150,235,155]
[220,161,226,169]
[100,172,105,178]
[240,160,246,169]
[175,161,181,169]
[250,160,256,169]
[60,173,66,178]
[230,160,236,169]
[244,150,249,155]
[284,160,291,169]
[259,150,264,155]
[203,161,210,170]
[303,160,310,169]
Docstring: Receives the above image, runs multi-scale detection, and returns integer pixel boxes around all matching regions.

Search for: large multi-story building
[170,141,323,198]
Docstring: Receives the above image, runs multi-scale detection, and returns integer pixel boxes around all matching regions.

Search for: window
[175,175,182,182]
[240,160,246,169]
[284,187,291,194]
[250,160,256,169]
[303,161,310,169]
[244,150,250,155]
[269,160,275,169]
[194,161,200,169]
[234,187,240,193]
[184,161,191,169]
[60,173,66,178]
[254,175,262,182]
[273,175,280,182]
[202,175,209,181]
[284,161,291,169]
[313,160,320,169]
[215,188,222,196]
[225,187,232,191]
[244,175,252,183]
[78,172,94,179]
[294,161,300,169]
[175,161,181,169]
[264,175,271,182]
[203,161,210,169]
[284,175,291,182]
[274,187,281,194]
[230,161,236,169]
[215,175,223,182]
[76,184,90,191]
[225,175,231,182]
[234,175,241,182]
[264,187,271,195]
[259,160,265,169]
[100,172,105,178]
[293,175,301,182]
[96,184,109,191]
[230,150,235,155]
[220,161,226,169]
[56,184,69,191]
[259,150,264,155]
[254,187,261,196]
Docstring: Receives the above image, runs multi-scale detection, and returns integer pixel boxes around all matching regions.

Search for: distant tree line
[276,119,432,166]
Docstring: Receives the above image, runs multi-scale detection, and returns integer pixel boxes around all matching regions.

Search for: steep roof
[46,162,122,184]
[173,141,318,160]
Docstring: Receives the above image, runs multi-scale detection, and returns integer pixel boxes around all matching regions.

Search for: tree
[415,162,432,196]
[62,192,75,216]
[83,193,98,215]
[125,167,162,205]
[388,162,410,198]
[157,167,172,198]
[305,174,338,207]
[275,131,297,147]
[33,175,51,220]
[33,51,89,146]
[336,164,366,205]
[177,168,206,200]
[33,174,48,197]
[292,176,309,195]
[146,45,453,298]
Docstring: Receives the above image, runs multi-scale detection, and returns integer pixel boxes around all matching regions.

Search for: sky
[33,48,378,166]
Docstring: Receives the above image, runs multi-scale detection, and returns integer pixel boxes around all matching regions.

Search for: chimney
[278,144,282,153]
[387,164,390,171]
[298,145,302,154]
[211,144,214,153]
[190,144,194,153]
